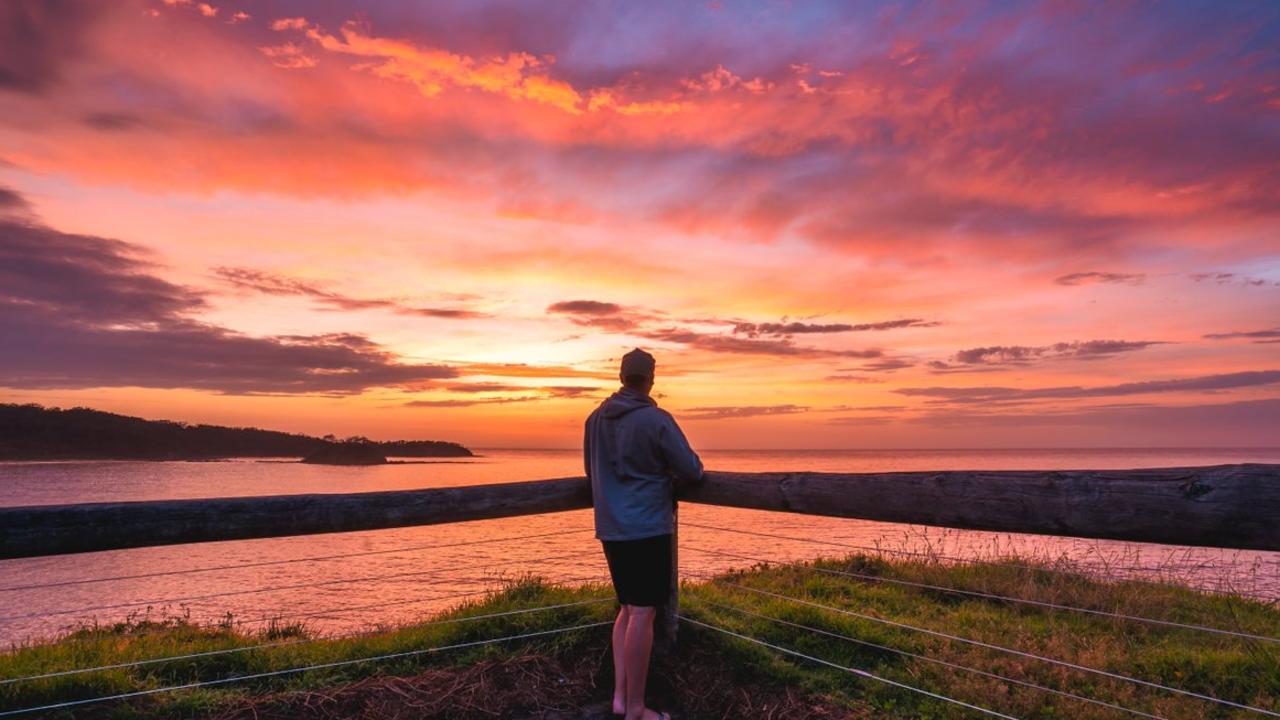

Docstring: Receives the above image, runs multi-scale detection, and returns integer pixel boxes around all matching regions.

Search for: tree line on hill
[0,404,472,460]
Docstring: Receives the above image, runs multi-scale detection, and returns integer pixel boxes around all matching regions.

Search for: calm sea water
[2,447,1278,645]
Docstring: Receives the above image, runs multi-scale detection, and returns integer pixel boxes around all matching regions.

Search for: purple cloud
[1204,326,1280,343]
[0,205,456,394]
[896,369,1280,405]
[547,300,623,315]
[847,358,913,372]
[641,327,880,359]
[83,112,145,131]
[1190,272,1276,287]
[932,340,1166,370]
[0,1,101,94]
[545,299,659,331]
[215,267,487,319]
[1055,272,1145,286]
[909,399,1280,437]
[733,318,936,337]
[0,186,30,213]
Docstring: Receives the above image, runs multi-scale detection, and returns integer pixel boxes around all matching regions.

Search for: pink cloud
[258,42,318,69]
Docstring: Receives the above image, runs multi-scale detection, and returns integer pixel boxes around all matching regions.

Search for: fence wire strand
[696,574,1280,717]
[3,508,1273,719]
[690,597,1167,720]
[0,528,594,594]
[0,549,603,623]
[3,592,613,686]
[230,573,609,628]
[684,522,1277,603]
[685,544,1280,643]
[0,620,611,717]
[681,616,1023,720]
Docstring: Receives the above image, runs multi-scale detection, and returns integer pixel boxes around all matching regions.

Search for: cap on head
[620,347,656,379]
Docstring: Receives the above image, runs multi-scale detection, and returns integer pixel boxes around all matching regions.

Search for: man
[585,348,703,720]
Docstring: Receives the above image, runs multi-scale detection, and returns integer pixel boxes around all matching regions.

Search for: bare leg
[612,605,629,715]
[623,605,657,720]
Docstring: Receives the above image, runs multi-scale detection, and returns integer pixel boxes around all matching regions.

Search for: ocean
[2,447,1277,645]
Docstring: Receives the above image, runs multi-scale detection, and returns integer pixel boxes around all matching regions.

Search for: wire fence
[1,588,613,686]
[683,544,1280,643]
[0,548,604,624]
[683,571,1279,717]
[0,528,595,594]
[683,521,1280,603]
[1,513,1276,718]
[690,597,1167,720]
[0,620,614,718]
[0,525,619,717]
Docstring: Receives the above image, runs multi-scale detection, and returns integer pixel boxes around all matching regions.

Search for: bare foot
[612,695,626,715]
[624,709,669,720]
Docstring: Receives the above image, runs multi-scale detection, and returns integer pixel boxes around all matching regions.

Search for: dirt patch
[214,653,596,720]
[213,638,877,720]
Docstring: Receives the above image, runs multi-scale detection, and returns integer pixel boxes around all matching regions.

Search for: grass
[682,555,1278,719]
[1,555,1277,719]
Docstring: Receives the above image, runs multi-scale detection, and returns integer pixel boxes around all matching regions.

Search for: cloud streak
[640,327,881,359]
[681,404,809,420]
[1190,273,1278,288]
[896,370,1280,405]
[545,299,652,331]
[215,267,487,319]
[446,382,601,398]
[291,19,587,114]
[1204,326,1280,343]
[545,299,890,359]
[1055,272,1145,286]
[908,399,1280,436]
[928,340,1166,371]
[732,318,936,337]
[405,396,536,408]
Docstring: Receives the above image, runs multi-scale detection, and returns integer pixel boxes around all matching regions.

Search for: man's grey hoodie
[584,387,704,541]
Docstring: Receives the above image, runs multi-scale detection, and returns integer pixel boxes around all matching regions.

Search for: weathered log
[0,476,592,560]
[1,464,1276,560]
[682,464,1280,552]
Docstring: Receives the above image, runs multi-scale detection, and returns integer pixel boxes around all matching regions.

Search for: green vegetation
[2,557,1276,719]
[0,404,472,460]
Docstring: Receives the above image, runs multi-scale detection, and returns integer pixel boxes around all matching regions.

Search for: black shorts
[601,533,673,608]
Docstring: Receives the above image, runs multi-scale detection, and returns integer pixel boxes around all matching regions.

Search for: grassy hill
[2,552,1276,719]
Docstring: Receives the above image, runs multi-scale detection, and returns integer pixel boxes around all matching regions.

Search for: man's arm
[658,413,703,485]
[582,416,593,480]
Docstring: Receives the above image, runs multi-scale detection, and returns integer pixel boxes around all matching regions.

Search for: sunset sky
[1,0,1277,449]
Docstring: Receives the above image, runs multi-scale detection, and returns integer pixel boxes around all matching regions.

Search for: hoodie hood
[600,387,656,419]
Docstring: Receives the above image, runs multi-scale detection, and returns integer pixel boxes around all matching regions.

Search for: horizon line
[470,445,1280,452]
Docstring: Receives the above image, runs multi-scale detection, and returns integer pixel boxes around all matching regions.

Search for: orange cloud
[294,20,586,114]
[258,42,317,69]
[270,17,308,31]
[586,89,685,116]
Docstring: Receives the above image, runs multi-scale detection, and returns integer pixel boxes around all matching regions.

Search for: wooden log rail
[1,464,1277,561]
